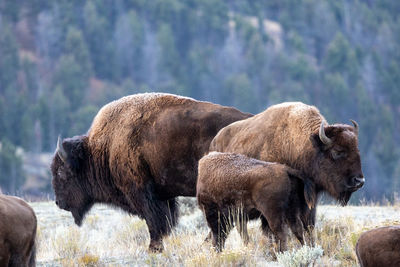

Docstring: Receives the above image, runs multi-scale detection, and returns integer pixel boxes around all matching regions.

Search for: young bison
[197,152,316,252]
[356,226,400,267]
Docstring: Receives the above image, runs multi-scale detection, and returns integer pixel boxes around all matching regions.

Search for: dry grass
[31,199,400,266]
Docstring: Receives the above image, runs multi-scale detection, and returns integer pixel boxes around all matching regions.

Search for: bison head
[311,120,364,205]
[51,136,93,226]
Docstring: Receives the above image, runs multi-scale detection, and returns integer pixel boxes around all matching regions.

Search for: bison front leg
[202,203,232,252]
[145,198,179,252]
[126,187,179,252]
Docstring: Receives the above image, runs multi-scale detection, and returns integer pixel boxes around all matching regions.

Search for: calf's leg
[203,203,232,252]
[259,207,288,252]
[287,215,305,245]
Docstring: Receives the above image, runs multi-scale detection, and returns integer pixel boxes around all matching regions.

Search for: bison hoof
[149,241,164,253]
[203,232,212,243]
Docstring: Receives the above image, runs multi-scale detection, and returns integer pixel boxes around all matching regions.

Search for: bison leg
[131,191,179,252]
[203,231,212,243]
[149,198,178,252]
[260,215,273,238]
[287,215,305,246]
[260,208,288,252]
[301,207,316,246]
[202,203,232,252]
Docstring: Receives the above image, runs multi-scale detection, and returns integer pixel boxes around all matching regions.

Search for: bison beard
[51,93,252,252]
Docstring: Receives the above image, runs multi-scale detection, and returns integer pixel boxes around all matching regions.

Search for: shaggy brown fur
[356,226,400,267]
[197,152,316,252]
[210,102,364,235]
[51,93,251,252]
[0,194,37,267]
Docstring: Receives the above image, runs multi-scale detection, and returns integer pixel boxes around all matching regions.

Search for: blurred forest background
[0,0,399,201]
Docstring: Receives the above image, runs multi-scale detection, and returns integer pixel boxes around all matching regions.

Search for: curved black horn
[319,121,332,146]
[350,119,359,134]
[57,136,67,162]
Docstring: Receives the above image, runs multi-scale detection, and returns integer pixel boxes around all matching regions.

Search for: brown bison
[210,102,364,235]
[51,93,251,251]
[356,226,400,267]
[0,194,37,266]
[197,152,316,252]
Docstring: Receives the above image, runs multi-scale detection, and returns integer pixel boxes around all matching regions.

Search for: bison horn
[319,121,333,146]
[350,119,359,134]
[57,136,67,162]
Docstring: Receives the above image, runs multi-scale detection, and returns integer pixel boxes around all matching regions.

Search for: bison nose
[354,176,365,188]
[56,200,59,206]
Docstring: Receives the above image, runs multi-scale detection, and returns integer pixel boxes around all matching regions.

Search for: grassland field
[32,198,400,267]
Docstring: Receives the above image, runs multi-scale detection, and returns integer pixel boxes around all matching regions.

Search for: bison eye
[331,149,346,160]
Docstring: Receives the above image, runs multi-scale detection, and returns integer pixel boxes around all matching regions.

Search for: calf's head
[51,136,93,226]
[311,120,364,205]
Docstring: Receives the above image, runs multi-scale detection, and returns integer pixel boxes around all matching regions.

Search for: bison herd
[1,93,398,266]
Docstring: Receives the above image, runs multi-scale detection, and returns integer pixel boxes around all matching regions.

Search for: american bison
[0,194,37,266]
[197,152,316,252]
[210,102,364,236]
[356,226,400,267]
[51,93,251,251]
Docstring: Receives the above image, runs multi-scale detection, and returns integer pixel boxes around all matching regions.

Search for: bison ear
[311,126,334,151]
[303,178,316,210]
[311,133,327,151]
[61,136,87,171]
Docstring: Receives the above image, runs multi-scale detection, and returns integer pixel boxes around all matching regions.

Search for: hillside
[0,0,399,199]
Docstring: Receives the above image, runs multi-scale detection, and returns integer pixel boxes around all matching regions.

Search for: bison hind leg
[287,215,305,246]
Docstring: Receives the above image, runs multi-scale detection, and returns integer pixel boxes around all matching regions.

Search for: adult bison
[210,102,364,235]
[51,93,251,252]
[0,194,37,266]
[356,226,400,267]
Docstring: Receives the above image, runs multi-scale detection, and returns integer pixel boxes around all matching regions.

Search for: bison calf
[356,226,400,267]
[197,152,315,252]
[0,194,37,266]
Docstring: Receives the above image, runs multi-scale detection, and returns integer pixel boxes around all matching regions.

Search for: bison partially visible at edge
[210,102,365,235]
[356,226,400,267]
[51,93,252,252]
[0,194,37,267]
